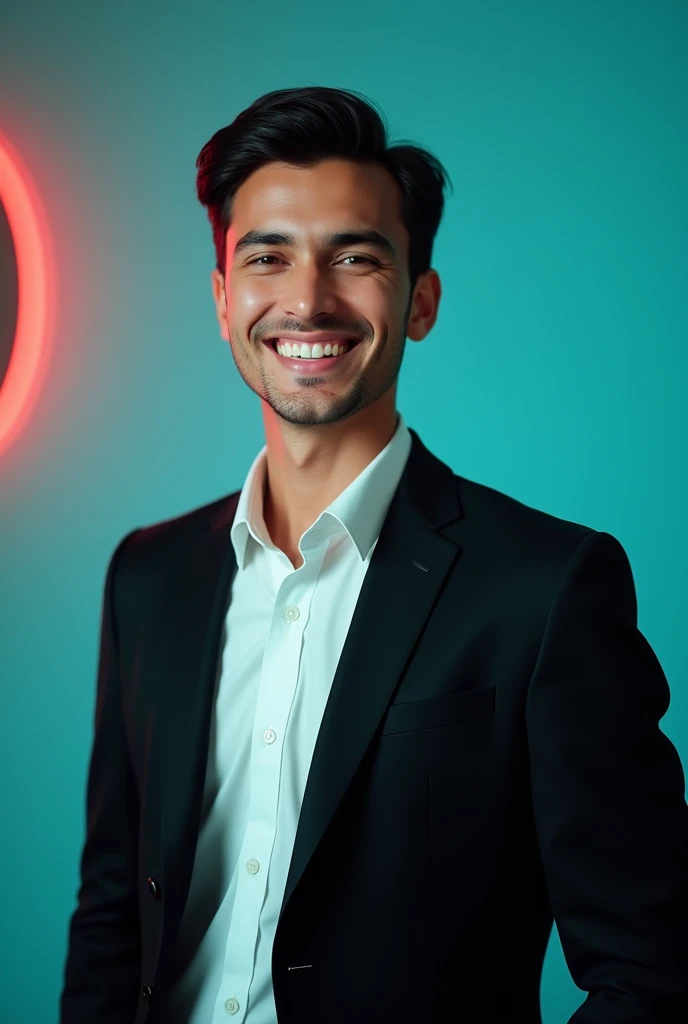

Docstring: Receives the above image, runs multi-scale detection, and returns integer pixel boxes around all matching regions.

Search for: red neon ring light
[0,133,55,455]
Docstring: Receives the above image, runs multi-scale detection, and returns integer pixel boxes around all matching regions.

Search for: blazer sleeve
[60,529,143,1024]
[526,529,688,1023]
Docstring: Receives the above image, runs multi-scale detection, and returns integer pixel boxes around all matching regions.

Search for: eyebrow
[232,228,398,262]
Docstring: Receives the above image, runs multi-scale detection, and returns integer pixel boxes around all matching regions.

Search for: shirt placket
[212,548,319,1022]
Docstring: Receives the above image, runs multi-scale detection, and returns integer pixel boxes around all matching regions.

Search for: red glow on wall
[0,133,56,456]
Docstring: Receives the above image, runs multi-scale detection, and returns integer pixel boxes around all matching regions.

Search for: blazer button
[142,984,153,1001]
[147,877,161,899]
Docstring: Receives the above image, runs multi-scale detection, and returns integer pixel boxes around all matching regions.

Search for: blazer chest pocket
[379,684,496,736]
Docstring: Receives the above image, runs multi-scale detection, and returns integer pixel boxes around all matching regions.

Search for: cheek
[228,283,273,325]
[351,281,401,324]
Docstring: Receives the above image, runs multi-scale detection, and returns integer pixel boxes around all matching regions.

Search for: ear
[407,269,441,343]
[211,269,230,342]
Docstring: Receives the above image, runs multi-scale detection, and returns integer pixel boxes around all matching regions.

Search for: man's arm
[60,529,143,1024]
[526,530,688,1023]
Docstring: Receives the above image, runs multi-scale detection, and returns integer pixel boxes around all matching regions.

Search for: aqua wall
[1,2,686,1020]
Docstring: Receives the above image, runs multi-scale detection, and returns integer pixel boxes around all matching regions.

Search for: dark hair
[195,86,452,298]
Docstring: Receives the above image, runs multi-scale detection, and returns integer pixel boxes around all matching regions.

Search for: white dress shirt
[162,410,412,1023]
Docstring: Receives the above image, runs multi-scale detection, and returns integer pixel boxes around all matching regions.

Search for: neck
[260,397,399,556]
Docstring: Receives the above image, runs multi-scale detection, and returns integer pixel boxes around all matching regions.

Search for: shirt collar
[230,411,412,569]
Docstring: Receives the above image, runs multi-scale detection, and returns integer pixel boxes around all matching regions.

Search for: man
[60,86,688,1024]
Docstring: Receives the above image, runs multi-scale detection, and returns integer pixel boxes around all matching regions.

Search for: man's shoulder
[445,471,616,629]
[112,488,241,574]
[451,470,598,567]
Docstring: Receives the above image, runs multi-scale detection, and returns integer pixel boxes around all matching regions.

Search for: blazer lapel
[155,427,465,965]
[280,429,464,921]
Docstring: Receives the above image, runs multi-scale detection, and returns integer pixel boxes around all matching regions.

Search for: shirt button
[285,606,300,622]
[224,996,240,1014]
[263,728,276,744]
[246,857,260,874]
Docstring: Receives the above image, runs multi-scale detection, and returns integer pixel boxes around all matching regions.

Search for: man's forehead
[233,159,403,226]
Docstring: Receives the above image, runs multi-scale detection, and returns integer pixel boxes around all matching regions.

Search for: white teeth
[275,340,350,359]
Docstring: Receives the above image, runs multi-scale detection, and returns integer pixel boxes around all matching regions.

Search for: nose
[281,262,338,321]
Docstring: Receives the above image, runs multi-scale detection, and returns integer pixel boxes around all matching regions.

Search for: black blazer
[60,427,688,1024]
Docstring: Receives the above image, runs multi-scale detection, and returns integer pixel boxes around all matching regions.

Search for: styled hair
[195,86,453,297]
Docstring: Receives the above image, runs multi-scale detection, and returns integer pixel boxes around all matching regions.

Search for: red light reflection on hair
[0,133,55,455]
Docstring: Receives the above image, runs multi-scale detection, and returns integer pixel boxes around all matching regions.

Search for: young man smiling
[60,87,688,1024]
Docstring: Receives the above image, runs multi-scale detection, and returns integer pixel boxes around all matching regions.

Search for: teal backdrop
[1,2,686,1021]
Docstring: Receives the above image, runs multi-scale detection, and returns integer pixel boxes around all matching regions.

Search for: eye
[339,255,375,265]
[248,255,282,266]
